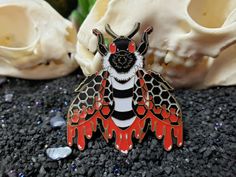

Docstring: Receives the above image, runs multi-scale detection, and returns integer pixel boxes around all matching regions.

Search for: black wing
[133,69,183,151]
[133,69,181,117]
[67,70,114,150]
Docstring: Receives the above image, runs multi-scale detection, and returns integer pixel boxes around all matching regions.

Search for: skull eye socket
[128,41,136,53]
[109,43,117,54]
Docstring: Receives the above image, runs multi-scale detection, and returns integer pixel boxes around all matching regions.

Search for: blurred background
[45,0,96,29]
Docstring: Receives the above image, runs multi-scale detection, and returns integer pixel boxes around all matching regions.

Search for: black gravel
[0,72,236,177]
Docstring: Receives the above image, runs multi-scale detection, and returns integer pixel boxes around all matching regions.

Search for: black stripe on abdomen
[113,87,133,98]
[112,110,135,120]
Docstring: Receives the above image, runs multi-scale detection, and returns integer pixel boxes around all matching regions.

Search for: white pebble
[46,146,72,160]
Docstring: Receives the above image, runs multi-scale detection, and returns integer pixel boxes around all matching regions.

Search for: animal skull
[0,0,78,79]
[75,0,236,88]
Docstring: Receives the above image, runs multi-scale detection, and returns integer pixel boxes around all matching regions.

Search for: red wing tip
[68,142,73,146]
[86,135,92,139]
[78,145,85,151]
[120,150,128,154]
[177,142,183,147]
[164,145,173,151]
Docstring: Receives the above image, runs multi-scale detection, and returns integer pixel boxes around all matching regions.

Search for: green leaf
[71,10,80,21]
[88,0,96,6]
[77,12,86,25]
[74,0,96,26]
[104,38,109,46]
[88,0,96,11]
[78,0,89,17]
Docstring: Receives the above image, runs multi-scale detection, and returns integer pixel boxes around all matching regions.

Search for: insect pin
[67,23,183,153]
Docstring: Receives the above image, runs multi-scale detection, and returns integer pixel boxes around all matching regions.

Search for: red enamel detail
[67,114,98,150]
[139,79,145,87]
[79,110,87,119]
[153,107,161,114]
[128,41,135,53]
[68,107,183,152]
[149,110,183,151]
[101,106,110,116]
[71,109,79,123]
[67,72,183,152]
[169,108,178,122]
[99,108,183,152]
[170,114,178,123]
[137,105,146,115]
[94,101,101,110]
[102,117,145,152]
[109,43,116,54]
[161,105,170,119]
[87,107,94,115]
[146,100,154,109]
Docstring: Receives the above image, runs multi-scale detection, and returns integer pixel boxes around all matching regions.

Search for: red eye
[109,43,116,54]
[128,41,136,53]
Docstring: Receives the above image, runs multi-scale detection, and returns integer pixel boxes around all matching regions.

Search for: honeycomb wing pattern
[133,69,181,118]
[68,71,113,122]
[132,69,183,151]
[71,76,101,110]
[67,70,116,150]
[74,73,97,92]
[148,71,173,91]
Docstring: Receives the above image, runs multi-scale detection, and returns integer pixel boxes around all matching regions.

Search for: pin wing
[133,69,183,151]
[67,71,114,150]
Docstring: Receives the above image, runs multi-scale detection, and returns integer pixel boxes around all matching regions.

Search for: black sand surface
[0,72,236,177]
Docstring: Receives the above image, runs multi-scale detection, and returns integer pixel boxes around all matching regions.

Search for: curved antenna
[105,24,119,39]
[127,22,140,39]
[93,29,105,44]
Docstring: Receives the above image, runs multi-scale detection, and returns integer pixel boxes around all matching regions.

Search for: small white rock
[46,146,72,160]
[50,112,66,128]
[5,93,13,102]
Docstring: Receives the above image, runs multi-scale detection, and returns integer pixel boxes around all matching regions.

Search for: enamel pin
[67,23,183,153]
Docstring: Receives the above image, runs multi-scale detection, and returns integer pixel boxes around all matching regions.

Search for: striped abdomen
[110,77,136,128]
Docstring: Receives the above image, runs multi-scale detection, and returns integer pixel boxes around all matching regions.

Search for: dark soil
[0,72,236,177]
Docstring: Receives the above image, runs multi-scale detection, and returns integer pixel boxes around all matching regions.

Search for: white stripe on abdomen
[114,97,133,112]
[111,77,134,90]
[109,76,136,127]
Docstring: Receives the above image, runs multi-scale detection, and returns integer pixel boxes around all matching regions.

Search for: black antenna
[105,24,119,39]
[127,22,140,38]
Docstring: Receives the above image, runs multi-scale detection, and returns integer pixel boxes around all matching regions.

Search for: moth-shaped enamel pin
[67,23,183,153]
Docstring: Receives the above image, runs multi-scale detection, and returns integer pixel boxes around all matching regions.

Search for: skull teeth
[184,59,195,67]
[154,49,197,68]
[164,51,186,65]
[164,51,175,64]
[154,49,167,59]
